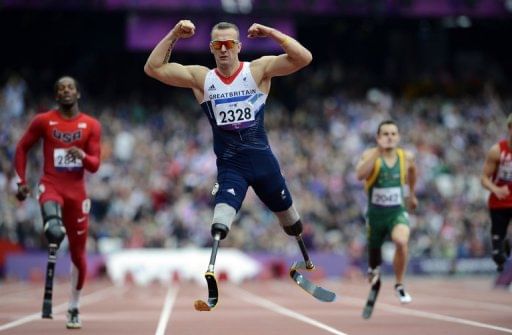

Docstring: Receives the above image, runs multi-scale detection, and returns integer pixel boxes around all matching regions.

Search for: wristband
[280,37,290,47]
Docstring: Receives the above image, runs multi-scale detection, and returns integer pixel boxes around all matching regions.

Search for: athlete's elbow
[296,52,312,69]
[304,50,313,66]
[144,62,154,77]
[480,175,487,188]
[88,165,100,173]
[85,160,100,173]
[144,62,161,79]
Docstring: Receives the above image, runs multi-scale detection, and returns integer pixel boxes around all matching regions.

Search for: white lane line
[274,280,512,334]
[341,296,512,334]
[155,286,179,335]
[415,294,512,313]
[231,286,349,335]
[0,285,125,332]
[341,280,512,312]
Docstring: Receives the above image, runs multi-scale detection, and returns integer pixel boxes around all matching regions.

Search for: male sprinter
[356,120,418,305]
[144,20,327,308]
[481,113,512,272]
[14,76,101,328]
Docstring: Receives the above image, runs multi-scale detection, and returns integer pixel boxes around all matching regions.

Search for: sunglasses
[210,39,239,50]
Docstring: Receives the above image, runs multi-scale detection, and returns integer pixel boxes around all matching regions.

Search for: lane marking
[155,286,179,335]
[340,296,512,334]
[274,280,512,334]
[341,280,512,312]
[0,284,125,332]
[231,286,349,335]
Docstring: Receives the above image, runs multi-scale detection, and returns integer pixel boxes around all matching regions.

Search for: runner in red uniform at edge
[14,76,101,329]
[481,114,512,273]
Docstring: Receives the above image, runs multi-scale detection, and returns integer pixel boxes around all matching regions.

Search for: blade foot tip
[194,300,211,311]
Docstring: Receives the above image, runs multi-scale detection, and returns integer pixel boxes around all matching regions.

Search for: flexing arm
[405,150,418,211]
[249,23,313,82]
[355,148,381,181]
[144,20,207,93]
[481,144,509,199]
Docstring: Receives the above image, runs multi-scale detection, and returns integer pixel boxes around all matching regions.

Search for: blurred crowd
[0,66,510,264]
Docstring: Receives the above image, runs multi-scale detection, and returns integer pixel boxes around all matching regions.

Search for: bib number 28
[53,148,83,169]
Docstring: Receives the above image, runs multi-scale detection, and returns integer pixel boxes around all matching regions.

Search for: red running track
[0,276,511,335]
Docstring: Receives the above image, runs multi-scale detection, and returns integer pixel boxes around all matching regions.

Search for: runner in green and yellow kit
[356,120,418,308]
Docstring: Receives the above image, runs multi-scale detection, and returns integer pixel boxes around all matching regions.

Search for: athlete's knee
[276,205,302,236]
[394,239,408,251]
[41,201,66,246]
[211,203,236,240]
[283,220,303,236]
[211,223,229,240]
[44,218,66,246]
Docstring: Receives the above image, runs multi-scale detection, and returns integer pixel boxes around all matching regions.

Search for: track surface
[1,276,511,335]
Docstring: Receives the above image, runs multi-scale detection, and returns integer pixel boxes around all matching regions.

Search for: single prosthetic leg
[194,223,228,311]
[41,202,66,319]
[286,221,336,302]
[363,247,382,319]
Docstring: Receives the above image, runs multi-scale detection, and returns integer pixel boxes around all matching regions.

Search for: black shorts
[214,150,293,213]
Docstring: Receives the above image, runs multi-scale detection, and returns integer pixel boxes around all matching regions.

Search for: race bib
[213,100,255,127]
[371,187,402,206]
[53,148,83,170]
[498,162,512,181]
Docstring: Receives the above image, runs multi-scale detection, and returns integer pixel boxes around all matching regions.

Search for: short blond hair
[211,22,240,40]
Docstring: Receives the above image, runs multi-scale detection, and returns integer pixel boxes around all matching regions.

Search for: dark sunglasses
[210,39,239,50]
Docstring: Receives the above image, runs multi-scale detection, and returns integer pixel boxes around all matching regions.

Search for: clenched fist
[16,183,30,201]
[173,20,196,39]
[247,23,273,38]
[67,147,85,160]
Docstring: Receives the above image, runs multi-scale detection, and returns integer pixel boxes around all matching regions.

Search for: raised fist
[247,23,273,38]
[173,20,196,39]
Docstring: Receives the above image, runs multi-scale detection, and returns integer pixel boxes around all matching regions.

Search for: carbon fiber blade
[289,261,336,302]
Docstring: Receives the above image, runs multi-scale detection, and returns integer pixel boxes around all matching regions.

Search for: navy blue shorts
[214,151,293,212]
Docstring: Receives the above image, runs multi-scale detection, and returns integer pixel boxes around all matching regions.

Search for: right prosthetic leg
[194,204,232,311]
[41,201,66,319]
[363,247,382,319]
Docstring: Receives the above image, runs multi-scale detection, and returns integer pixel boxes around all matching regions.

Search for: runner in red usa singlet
[14,76,101,329]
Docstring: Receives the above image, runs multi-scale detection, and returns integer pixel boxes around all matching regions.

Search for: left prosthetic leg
[285,220,336,302]
[41,201,66,319]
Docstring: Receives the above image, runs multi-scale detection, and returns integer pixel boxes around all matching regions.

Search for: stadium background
[1,0,512,284]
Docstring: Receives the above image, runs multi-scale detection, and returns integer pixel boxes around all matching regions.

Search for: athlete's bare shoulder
[486,142,501,160]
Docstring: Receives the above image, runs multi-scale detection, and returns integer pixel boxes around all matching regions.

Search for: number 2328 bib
[213,100,255,130]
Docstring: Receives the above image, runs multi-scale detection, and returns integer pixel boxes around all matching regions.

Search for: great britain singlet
[200,62,270,161]
[489,140,512,209]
